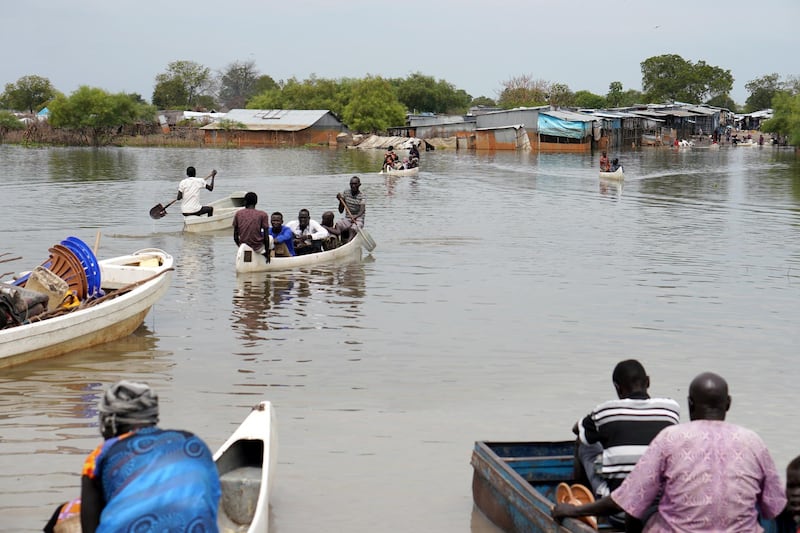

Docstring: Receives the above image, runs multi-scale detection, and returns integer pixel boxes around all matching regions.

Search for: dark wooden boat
[471,440,603,532]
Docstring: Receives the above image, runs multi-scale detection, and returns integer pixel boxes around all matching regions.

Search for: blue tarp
[537,113,590,139]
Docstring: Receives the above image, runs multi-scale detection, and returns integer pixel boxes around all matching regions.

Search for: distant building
[200,109,347,147]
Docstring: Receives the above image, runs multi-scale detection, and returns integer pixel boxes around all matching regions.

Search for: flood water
[1,143,799,532]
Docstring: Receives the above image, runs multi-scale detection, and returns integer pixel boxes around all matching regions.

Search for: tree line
[1,54,799,146]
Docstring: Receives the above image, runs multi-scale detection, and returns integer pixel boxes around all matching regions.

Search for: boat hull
[599,168,624,180]
[379,166,419,177]
[0,249,174,369]
[471,440,599,533]
[235,232,364,273]
[184,192,247,233]
[214,401,277,533]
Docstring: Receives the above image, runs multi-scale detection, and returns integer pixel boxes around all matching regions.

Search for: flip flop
[556,482,574,504]
[570,484,598,529]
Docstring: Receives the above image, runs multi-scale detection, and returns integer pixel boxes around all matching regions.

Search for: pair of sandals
[555,482,598,529]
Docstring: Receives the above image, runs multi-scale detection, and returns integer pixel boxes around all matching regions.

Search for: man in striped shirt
[575,359,680,499]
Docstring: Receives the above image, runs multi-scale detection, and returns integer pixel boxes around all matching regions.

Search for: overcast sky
[5,0,798,107]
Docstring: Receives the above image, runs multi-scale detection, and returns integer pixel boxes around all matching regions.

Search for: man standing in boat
[177,166,216,217]
[599,151,610,172]
[335,176,365,243]
[232,192,271,262]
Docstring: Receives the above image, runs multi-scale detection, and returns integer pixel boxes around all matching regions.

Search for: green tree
[394,73,472,114]
[573,90,606,109]
[640,54,732,104]
[342,76,406,132]
[470,96,497,108]
[2,75,57,113]
[152,60,212,109]
[606,81,624,108]
[48,86,146,146]
[250,75,279,100]
[548,83,574,107]
[497,75,549,108]
[744,73,782,112]
[761,92,800,145]
[0,110,25,141]
[706,93,737,111]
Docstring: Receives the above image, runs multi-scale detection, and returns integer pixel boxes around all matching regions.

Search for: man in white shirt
[177,167,216,217]
[286,208,328,255]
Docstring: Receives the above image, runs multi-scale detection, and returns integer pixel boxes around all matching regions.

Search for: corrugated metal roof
[201,109,333,131]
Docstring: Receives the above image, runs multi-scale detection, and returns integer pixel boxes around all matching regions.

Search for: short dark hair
[612,359,647,388]
[186,166,196,177]
[244,192,258,206]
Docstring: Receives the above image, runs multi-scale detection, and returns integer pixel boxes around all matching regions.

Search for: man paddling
[177,166,216,217]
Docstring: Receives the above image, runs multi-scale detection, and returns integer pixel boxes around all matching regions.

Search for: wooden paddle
[149,198,177,219]
[339,197,376,252]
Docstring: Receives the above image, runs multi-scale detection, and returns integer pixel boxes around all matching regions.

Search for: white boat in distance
[599,167,625,180]
[183,191,247,233]
[235,232,365,273]
[379,166,420,177]
[0,248,173,369]
[215,400,277,533]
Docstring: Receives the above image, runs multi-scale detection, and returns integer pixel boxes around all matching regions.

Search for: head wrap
[98,380,159,438]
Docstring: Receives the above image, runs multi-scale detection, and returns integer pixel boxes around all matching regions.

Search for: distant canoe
[380,166,419,177]
[183,191,247,233]
[599,167,624,180]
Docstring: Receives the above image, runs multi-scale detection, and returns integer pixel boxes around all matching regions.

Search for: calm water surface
[1,144,799,532]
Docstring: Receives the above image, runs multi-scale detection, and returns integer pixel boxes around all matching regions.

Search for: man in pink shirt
[553,371,787,532]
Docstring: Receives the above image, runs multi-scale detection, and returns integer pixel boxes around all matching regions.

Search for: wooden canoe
[235,231,364,273]
[379,166,420,177]
[471,440,602,533]
[599,167,624,180]
[0,248,174,369]
[214,400,277,533]
[183,191,248,233]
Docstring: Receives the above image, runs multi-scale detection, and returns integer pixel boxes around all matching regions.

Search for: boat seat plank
[219,466,262,525]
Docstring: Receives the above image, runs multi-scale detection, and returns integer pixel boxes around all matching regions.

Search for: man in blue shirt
[269,212,296,257]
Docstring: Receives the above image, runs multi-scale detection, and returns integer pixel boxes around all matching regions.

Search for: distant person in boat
[409,141,420,160]
[573,359,679,529]
[320,210,341,250]
[268,211,296,257]
[553,371,786,532]
[232,191,271,262]
[177,166,216,217]
[599,151,610,172]
[335,175,365,243]
[383,146,399,171]
[773,455,800,532]
[610,158,622,172]
[287,208,329,255]
[79,380,220,533]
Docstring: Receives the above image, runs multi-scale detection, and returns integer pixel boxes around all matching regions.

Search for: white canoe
[184,191,248,233]
[599,167,624,180]
[0,248,173,369]
[235,232,364,273]
[379,166,420,177]
[215,400,277,533]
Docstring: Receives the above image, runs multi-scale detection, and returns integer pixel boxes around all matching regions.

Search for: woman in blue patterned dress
[80,381,221,533]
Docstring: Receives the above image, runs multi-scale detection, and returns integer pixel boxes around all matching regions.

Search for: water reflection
[47,147,139,183]
[599,177,623,198]
[231,259,368,343]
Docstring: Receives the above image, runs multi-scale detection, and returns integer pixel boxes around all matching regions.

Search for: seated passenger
[268,212,295,257]
[320,211,341,250]
[610,158,622,172]
[286,208,328,255]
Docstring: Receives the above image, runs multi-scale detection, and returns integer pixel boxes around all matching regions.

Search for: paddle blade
[358,227,376,252]
[149,204,168,219]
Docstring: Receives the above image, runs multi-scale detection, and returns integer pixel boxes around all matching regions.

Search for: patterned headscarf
[98,380,159,438]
